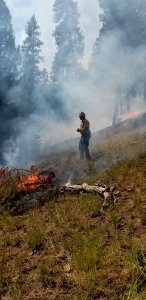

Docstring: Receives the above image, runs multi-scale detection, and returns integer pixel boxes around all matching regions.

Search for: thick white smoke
[4,0,146,167]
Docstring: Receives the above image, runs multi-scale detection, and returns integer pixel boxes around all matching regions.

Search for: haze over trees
[51,0,84,83]
[0,0,18,163]
[92,0,146,124]
[1,0,146,165]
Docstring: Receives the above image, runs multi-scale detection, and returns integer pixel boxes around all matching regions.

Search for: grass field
[0,127,146,300]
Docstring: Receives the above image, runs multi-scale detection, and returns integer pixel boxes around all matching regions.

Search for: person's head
[79,112,85,120]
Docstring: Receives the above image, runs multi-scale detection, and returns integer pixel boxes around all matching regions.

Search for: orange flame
[127,111,139,118]
[17,171,55,192]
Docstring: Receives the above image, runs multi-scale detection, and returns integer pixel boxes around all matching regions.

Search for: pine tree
[21,15,44,97]
[40,68,49,87]
[15,45,22,82]
[91,0,146,123]
[98,0,146,48]
[0,0,17,92]
[0,0,18,164]
[51,0,84,83]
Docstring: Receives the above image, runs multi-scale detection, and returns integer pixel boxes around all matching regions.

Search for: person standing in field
[77,112,91,160]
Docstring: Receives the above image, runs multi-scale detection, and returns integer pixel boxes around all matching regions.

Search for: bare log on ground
[60,183,118,211]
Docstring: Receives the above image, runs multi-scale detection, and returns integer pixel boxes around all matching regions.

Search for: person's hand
[77,128,80,132]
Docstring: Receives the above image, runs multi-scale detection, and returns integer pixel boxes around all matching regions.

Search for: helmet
[79,112,85,118]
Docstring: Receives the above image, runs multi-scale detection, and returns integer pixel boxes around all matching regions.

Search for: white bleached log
[64,182,106,193]
[60,183,116,211]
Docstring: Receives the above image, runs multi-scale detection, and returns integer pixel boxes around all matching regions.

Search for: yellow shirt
[80,118,90,132]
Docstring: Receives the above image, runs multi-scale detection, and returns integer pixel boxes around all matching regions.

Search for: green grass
[26,210,46,252]
[1,128,146,299]
[0,182,17,205]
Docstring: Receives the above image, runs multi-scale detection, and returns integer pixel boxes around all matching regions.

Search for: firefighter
[77,112,91,160]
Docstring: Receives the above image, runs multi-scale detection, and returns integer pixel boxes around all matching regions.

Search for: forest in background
[1,0,146,166]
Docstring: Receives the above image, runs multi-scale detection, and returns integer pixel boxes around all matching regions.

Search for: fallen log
[60,183,118,211]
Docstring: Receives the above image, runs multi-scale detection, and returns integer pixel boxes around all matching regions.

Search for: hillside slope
[0,126,146,300]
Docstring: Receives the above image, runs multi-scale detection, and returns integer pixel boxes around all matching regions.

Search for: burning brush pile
[0,165,58,214]
[0,165,119,215]
[17,168,56,192]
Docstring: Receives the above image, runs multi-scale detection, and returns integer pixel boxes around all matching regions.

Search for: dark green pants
[79,136,91,160]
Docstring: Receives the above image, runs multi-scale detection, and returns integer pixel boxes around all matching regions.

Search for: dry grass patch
[39,256,58,288]
[26,210,46,253]
[0,182,17,206]
[92,128,146,160]
[0,253,12,296]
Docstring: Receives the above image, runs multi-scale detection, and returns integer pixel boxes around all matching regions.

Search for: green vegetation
[26,210,46,252]
[0,128,146,299]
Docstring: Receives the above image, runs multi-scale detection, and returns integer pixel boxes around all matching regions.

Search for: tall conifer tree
[21,15,44,100]
[91,0,146,124]
[51,0,84,83]
[0,0,18,164]
[98,0,146,48]
[0,0,16,91]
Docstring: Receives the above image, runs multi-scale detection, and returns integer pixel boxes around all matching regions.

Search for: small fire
[17,171,55,192]
[127,111,139,118]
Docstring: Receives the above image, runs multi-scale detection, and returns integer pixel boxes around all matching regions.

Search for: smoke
[88,0,146,123]
[3,82,81,167]
[2,0,146,167]
[53,0,146,135]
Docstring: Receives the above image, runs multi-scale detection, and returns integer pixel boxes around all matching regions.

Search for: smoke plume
[2,0,146,167]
